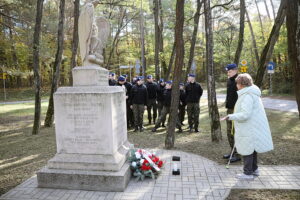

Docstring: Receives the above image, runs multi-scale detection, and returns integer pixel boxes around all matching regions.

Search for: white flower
[135,152,141,159]
[131,161,137,168]
[140,159,145,165]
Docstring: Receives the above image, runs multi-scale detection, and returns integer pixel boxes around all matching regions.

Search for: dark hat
[147,75,153,79]
[118,76,126,82]
[109,72,115,76]
[188,74,196,77]
[122,74,128,78]
[166,80,173,84]
[136,76,144,81]
[225,63,237,71]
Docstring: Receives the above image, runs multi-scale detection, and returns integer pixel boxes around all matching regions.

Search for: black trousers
[243,151,258,175]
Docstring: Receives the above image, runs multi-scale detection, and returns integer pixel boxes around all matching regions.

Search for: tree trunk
[8,26,21,87]
[286,1,300,118]
[69,0,79,86]
[255,0,287,88]
[153,0,160,80]
[204,0,222,142]
[269,0,276,20]
[255,0,265,42]
[44,0,65,127]
[263,0,271,20]
[140,0,146,77]
[234,0,245,65]
[186,0,203,78]
[246,9,260,65]
[165,0,185,149]
[158,0,167,79]
[32,0,45,135]
[165,42,176,81]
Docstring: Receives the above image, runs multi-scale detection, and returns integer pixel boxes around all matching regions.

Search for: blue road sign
[267,61,276,70]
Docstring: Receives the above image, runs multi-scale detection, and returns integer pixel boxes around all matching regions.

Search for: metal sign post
[267,62,276,95]
[2,73,7,100]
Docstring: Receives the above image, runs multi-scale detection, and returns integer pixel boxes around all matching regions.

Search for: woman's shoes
[253,169,259,176]
[236,173,254,180]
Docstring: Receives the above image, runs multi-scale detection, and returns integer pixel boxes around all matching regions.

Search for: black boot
[151,128,157,132]
[178,127,183,133]
[189,126,193,133]
[134,126,139,132]
[195,128,199,133]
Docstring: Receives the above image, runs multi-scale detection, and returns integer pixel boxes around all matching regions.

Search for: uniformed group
[108,73,203,133]
[109,62,242,164]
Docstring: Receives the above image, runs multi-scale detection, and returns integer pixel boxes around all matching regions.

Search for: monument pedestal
[37,66,131,191]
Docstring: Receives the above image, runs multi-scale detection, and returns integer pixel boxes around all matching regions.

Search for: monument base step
[37,163,131,192]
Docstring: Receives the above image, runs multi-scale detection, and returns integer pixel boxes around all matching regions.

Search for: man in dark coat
[108,72,117,86]
[152,81,182,132]
[179,83,186,125]
[117,75,134,129]
[224,63,241,163]
[130,76,148,132]
[145,75,158,124]
[185,74,203,133]
[156,79,166,127]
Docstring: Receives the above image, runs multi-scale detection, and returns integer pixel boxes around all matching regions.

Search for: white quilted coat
[228,85,274,156]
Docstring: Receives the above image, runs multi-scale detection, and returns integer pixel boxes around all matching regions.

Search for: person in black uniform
[130,76,148,132]
[117,75,134,129]
[178,83,186,125]
[156,79,166,127]
[223,63,241,163]
[108,72,117,86]
[152,81,182,132]
[145,75,158,125]
[185,74,203,133]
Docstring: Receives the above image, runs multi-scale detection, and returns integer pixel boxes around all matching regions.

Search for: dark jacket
[130,84,148,105]
[157,84,165,102]
[163,89,172,107]
[179,89,187,106]
[225,73,238,109]
[117,82,132,103]
[145,82,158,99]
[185,82,203,103]
[109,79,117,86]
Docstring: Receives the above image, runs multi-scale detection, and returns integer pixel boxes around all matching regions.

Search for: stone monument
[37,0,131,192]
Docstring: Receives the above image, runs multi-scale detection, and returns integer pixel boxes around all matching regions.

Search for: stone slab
[37,163,131,192]
[51,86,128,171]
[72,66,108,86]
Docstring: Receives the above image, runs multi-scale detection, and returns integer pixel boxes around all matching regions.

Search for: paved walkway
[1,150,299,200]
[1,93,298,113]
[202,92,298,113]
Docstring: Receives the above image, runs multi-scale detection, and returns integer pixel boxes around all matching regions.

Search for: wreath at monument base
[128,148,164,181]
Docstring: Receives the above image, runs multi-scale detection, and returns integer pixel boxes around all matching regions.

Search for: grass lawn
[0,98,299,197]
[0,87,50,102]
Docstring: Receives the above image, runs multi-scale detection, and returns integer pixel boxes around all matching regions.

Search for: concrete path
[1,93,298,113]
[202,92,298,113]
[0,100,47,105]
[1,150,299,200]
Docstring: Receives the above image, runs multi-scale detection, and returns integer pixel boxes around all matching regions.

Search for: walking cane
[225,143,235,169]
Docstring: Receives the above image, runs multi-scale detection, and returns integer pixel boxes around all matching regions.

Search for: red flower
[152,156,159,163]
[141,165,151,171]
[157,160,163,168]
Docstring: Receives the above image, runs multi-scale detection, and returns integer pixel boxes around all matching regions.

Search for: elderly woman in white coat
[221,73,273,180]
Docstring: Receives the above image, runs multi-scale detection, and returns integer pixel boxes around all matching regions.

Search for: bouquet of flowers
[128,148,164,181]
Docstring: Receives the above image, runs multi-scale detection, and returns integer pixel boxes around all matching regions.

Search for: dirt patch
[226,189,300,200]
